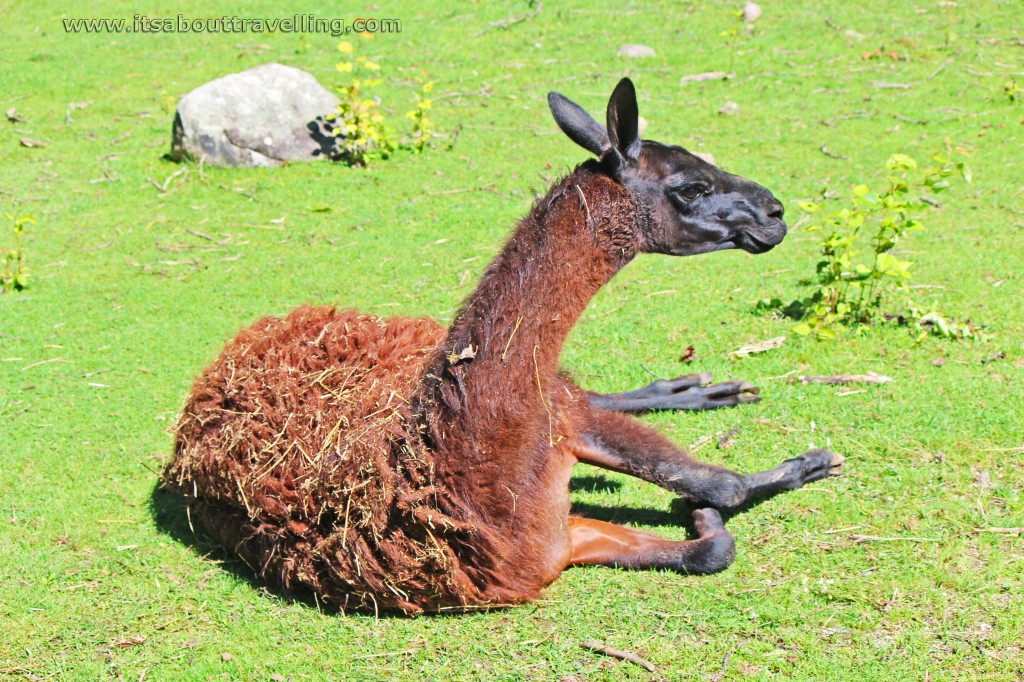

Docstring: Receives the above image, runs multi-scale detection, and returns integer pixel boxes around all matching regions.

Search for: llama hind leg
[585,373,761,412]
[572,408,843,509]
[568,509,734,574]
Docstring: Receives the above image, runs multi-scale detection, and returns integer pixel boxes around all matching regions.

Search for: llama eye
[673,185,708,202]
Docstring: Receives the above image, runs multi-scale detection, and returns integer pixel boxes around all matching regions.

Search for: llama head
[548,78,786,257]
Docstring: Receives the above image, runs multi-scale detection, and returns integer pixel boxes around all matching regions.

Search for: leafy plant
[910,306,979,341]
[1003,77,1024,103]
[760,151,969,339]
[2,203,34,293]
[326,41,394,166]
[403,79,435,154]
[323,43,441,166]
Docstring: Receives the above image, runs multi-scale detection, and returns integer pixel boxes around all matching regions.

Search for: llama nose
[765,198,784,221]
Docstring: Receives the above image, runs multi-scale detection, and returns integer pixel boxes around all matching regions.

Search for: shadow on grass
[569,497,739,539]
[569,500,681,529]
[568,473,623,494]
[148,483,325,614]
[571,488,808,536]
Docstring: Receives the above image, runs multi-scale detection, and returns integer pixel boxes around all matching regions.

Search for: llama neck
[417,166,645,437]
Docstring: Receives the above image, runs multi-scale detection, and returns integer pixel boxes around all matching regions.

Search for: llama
[165,78,843,615]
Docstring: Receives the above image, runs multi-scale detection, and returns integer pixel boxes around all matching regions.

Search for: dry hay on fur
[164,305,514,615]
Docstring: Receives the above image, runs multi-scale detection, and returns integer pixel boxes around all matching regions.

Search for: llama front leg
[572,408,844,509]
[568,509,735,574]
[585,373,761,412]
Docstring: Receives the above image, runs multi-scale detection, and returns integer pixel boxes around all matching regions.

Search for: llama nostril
[766,200,785,221]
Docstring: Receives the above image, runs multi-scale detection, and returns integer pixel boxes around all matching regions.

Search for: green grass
[2,0,1022,679]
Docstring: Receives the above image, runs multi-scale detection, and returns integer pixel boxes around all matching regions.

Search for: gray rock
[743,2,762,23]
[170,63,339,167]
[617,44,656,59]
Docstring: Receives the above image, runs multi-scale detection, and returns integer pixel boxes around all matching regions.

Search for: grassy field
[1,0,1022,679]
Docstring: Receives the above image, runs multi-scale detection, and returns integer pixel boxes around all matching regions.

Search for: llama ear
[548,91,610,158]
[606,78,641,162]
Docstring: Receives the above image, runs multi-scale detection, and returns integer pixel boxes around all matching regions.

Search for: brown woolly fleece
[167,307,526,615]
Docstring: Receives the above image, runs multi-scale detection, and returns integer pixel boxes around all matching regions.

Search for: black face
[548,79,787,257]
[631,142,786,256]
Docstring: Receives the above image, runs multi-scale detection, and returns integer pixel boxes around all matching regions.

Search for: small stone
[636,116,648,137]
[743,2,762,22]
[694,152,716,165]
[719,101,740,116]
[617,44,656,59]
[221,653,235,661]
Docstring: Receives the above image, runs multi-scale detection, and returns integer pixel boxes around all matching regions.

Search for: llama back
[165,305,524,614]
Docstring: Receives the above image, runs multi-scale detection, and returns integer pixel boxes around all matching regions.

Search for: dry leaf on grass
[680,71,734,84]
[731,336,786,358]
[679,345,697,364]
[797,372,892,385]
[112,635,146,648]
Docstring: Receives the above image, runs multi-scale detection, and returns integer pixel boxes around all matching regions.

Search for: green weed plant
[761,151,970,339]
[1,204,33,293]
[324,42,437,166]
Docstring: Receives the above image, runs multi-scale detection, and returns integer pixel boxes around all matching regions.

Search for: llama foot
[827,451,846,475]
[791,448,846,483]
[586,373,760,412]
[740,449,845,501]
[684,508,736,574]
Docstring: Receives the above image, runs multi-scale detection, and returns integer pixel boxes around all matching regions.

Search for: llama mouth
[741,235,776,254]
[740,222,786,254]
